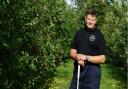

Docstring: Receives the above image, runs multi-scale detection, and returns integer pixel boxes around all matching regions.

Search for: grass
[49,60,126,89]
[49,60,73,89]
[100,64,126,89]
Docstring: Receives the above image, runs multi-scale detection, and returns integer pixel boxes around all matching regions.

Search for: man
[69,9,106,89]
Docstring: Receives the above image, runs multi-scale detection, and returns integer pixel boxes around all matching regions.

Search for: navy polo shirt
[71,26,106,63]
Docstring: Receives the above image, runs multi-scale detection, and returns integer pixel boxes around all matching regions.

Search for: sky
[65,0,77,7]
[65,0,73,5]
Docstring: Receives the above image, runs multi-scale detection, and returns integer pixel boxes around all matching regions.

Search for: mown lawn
[49,60,126,89]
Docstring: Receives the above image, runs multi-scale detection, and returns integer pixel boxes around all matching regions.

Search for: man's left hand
[77,54,87,61]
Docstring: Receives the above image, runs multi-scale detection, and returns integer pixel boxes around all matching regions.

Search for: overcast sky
[65,0,77,7]
[65,0,72,5]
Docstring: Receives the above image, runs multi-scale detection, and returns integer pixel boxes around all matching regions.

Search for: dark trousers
[69,63,101,89]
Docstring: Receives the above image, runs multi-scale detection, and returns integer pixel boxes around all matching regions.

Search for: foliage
[0,0,73,89]
[101,2,127,67]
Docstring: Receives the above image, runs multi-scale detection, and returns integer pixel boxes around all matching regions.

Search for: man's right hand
[78,60,85,67]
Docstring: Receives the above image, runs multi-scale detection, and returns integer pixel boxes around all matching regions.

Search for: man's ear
[95,18,97,22]
[95,19,97,24]
[84,16,87,23]
[84,16,86,21]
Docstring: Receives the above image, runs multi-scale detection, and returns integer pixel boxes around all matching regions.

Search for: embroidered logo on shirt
[89,35,96,41]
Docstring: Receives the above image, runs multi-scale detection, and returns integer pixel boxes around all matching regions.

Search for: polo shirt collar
[84,25,96,32]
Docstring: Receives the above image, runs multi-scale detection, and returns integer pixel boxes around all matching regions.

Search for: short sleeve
[97,32,106,55]
[70,32,78,50]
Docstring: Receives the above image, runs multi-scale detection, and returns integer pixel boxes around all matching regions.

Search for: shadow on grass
[103,64,126,89]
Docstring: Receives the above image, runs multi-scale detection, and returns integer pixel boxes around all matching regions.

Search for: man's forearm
[70,49,77,61]
[87,55,105,64]
[70,53,77,60]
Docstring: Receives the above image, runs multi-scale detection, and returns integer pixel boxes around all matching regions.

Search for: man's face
[85,14,96,29]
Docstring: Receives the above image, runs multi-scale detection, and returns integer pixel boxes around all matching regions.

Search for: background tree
[0,0,73,89]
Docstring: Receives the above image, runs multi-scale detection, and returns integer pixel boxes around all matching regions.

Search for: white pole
[77,64,80,89]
